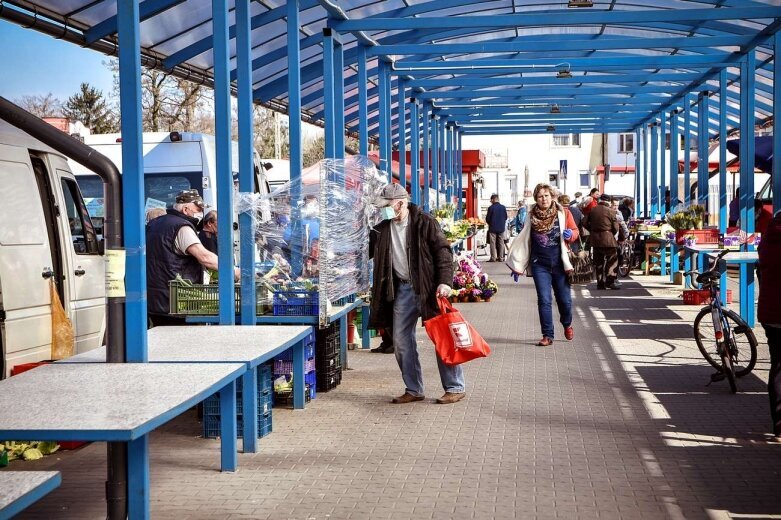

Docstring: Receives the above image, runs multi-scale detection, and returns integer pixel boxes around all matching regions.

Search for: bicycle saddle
[696,271,721,284]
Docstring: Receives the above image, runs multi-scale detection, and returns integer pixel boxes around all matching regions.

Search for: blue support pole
[443,122,450,203]
[448,124,455,205]
[241,368,258,452]
[635,128,641,218]
[292,339,305,409]
[440,117,447,205]
[660,111,667,215]
[219,380,237,471]
[383,65,393,180]
[335,36,345,161]
[643,125,650,217]
[422,104,431,212]
[288,1,303,190]
[236,0,255,326]
[323,29,336,160]
[410,98,420,204]
[358,45,368,156]
[650,122,659,218]
[740,52,756,238]
[684,95,692,205]
[127,435,149,519]
[775,34,781,215]
[377,60,389,175]
[719,70,728,233]
[456,128,463,219]
[431,114,439,209]
[398,80,407,189]
[213,0,235,326]
[117,0,146,362]
[699,92,710,208]
[670,109,679,211]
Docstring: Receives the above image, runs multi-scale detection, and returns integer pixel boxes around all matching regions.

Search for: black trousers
[763,325,781,436]
[593,246,618,286]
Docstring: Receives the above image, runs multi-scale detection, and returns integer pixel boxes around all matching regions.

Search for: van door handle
[42,268,54,279]
[74,268,86,276]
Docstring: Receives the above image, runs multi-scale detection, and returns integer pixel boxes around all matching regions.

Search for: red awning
[596,165,635,173]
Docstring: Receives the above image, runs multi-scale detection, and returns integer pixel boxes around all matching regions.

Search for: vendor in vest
[146,189,238,326]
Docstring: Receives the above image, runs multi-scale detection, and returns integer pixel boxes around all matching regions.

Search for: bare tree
[303,135,325,167]
[15,93,63,118]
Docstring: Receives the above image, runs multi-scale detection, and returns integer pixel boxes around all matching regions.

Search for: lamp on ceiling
[550,104,561,114]
[568,0,594,7]
[555,63,572,79]
[546,124,556,132]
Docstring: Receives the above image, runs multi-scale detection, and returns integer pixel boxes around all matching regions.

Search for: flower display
[450,252,498,302]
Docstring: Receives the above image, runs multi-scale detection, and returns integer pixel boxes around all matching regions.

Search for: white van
[0,120,105,378]
[69,132,272,234]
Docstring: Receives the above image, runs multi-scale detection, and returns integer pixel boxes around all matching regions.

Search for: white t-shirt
[390,216,411,281]
[174,226,201,256]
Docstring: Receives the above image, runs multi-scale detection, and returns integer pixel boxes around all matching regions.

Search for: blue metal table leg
[669,245,677,282]
[292,338,305,410]
[219,380,237,472]
[661,246,668,276]
[684,252,692,288]
[719,260,728,306]
[741,263,755,327]
[362,305,370,349]
[128,435,150,520]
[340,315,348,368]
[747,263,755,327]
[242,368,258,452]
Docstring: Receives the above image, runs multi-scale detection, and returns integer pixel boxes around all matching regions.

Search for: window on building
[579,171,590,188]
[619,133,634,153]
[552,133,580,147]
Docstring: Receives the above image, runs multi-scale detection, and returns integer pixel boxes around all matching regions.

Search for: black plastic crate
[273,384,312,409]
[202,411,273,439]
[316,364,342,393]
[316,351,341,372]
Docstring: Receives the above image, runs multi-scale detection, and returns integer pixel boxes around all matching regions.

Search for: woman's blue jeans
[393,282,465,396]
[530,258,573,339]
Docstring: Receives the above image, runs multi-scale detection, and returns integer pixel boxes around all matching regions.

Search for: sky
[0,21,116,103]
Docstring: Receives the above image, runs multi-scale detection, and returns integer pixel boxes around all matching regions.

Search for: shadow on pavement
[610,322,694,340]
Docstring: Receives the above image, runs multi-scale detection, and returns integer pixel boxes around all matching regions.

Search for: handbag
[567,240,595,285]
[425,298,491,366]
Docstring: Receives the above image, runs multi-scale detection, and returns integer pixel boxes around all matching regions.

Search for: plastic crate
[273,384,313,408]
[272,289,319,316]
[316,351,342,372]
[316,364,342,393]
[203,390,273,416]
[274,335,316,361]
[202,411,273,439]
[169,281,271,316]
[683,289,732,305]
[333,294,356,306]
[675,228,719,245]
[273,358,315,375]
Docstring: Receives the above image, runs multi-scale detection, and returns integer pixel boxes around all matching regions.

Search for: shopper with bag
[582,194,622,290]
[368,183,466,405]
[505,183,579,347]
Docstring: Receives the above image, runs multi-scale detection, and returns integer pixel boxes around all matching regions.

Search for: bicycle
[617,234,640,277]
[688,249,758,393]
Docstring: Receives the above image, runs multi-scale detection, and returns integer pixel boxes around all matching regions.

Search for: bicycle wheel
[694,306,758,377]
[617,245,631,277]
[720,351,738,393]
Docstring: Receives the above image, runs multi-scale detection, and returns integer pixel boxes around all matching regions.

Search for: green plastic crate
[169,281,272,316]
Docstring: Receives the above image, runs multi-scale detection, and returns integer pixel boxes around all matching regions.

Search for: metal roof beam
[417,87,675,100]
[85,0,186,45]
[330,7,781,31]
[405,72,703,89]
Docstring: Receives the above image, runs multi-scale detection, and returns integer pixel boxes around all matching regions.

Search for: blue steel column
[635,128,641,217]
[440,117,447,205]
[443,122,451,203]
[457,129,463,219]
[383,65,393,180]
[432,115,439,208]
[448,124,455,205]
[288,2,303,187]
[775,34,781,215]
[683,95,692,205]
[670,109,679,210]
[323,29,336,159]
[377,60,389,175]
[422,104,430,211]
[650,122,659,217]
[643,125,650,217]
[410,98,420,204]
[660,112,667,214]
[398,80,407,189]
[698,92,710,207]
[358,45,368,156]
[740,52,756,236]
[237,0,255,329]
[719,71,728,232]
[213,0,235,325]
[117,0,145,362]
[335,36,345,161]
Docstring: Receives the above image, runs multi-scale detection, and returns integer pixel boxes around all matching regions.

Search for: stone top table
[59,325,313,451]
[705,250,760,327]
[0,362,245,519]
[0,471,61,520]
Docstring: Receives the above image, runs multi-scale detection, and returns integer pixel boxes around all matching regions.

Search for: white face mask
[192,211,204,223]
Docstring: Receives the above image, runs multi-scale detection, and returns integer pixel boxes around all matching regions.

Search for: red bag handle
[437,296,457,315]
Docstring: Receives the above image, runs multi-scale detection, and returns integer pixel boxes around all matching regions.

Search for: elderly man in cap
[368,183,466,404]
[146,189,237,326]
[582,193,623,290]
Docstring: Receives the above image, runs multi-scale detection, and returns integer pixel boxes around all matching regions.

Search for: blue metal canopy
[2,0,780,137]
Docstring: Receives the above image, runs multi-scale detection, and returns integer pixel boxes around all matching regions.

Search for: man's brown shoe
[537,336,553,346]
[436,392,466,404]
[391,392,425,404]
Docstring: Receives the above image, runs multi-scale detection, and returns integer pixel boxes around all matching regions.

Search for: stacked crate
[273,332,317,405]
[315,322,342,392]
[202,362,273,439]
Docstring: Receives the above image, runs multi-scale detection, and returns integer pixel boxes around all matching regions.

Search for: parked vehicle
[0,120,105,378]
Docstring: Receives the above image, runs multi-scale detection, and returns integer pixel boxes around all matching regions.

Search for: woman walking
[506,183,580,346]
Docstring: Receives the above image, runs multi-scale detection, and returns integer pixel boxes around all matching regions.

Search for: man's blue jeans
[393,282,465,396]
[530,258,573,339]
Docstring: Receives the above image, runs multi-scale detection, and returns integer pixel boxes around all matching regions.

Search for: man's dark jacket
[146,209,203,316]
[582,202,620,248]
[368,203,453,329]
[485,202,508,234]
[759,212,781,325]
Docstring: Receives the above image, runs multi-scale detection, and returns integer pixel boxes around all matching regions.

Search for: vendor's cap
[375,183,408,207]
[599,193,612,202]
[176,189,206,209]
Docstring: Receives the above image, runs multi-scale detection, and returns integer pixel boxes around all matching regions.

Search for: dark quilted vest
[146,210,203,315]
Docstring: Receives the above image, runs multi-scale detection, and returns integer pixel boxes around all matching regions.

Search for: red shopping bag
[424,298,491,366]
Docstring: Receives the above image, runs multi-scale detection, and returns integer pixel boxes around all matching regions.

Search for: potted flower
[684,233,697,247]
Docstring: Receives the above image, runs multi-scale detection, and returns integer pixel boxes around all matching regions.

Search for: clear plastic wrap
[234,155,385,326]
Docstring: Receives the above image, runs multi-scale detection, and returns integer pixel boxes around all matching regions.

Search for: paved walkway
[9,262,779,519]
